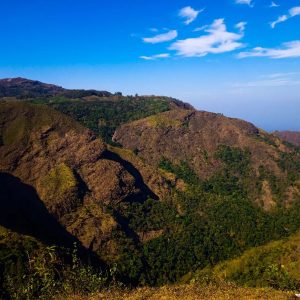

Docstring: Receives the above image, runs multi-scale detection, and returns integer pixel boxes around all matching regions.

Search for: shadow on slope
[102,150,158,202]
[0,172,77,246]
[0,172,106,267]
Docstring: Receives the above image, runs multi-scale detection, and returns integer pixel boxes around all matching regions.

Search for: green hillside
[192,230,300,290]
[30,95,191,143]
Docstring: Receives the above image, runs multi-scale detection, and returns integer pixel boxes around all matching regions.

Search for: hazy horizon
[1,0,300,131]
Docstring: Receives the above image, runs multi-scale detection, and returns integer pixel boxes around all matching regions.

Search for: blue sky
[1,0,300,131]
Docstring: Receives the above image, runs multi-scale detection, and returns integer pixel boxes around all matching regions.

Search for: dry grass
[59,283,295,300]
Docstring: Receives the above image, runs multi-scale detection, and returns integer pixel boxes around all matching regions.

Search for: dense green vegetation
[193,230,300,290]
[0,227,112,299]
[30,96,173,143]
[113,197,300,286]
[104,147,300,286]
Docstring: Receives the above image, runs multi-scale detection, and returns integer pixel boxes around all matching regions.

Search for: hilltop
[0,77,111,98]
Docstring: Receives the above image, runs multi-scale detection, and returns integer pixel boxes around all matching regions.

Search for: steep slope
[193,230,300,290]
[113,109,300,210]
[274,130,300,147]
[0,101,169,260]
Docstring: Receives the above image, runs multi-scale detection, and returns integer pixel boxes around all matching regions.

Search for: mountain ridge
[0,77,112,98]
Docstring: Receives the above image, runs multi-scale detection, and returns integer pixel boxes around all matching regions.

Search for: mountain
[274,131,300,147]
[1,79,300,298]
[0,77,65,98]
[0,101,171,258]
[0,77,111,98]
[113,109,300,211]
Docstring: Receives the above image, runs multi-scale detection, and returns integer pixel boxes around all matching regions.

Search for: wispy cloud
[233,73,300,87]
[169,19,245,57]
[270,6,300,28]
[270,15,288,28]
[265,72,298,78]
[238,41,300,59]
[234,78,300,88]
[143,30,178,44]
[179,6,204,25]
[193,25,208,32]
[235,22,247,32]
[140,53,170,60]
[270,1,280,8]
[235,0,254,7]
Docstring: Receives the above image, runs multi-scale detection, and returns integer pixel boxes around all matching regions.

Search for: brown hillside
[113,109,299,209]
[0,101,169,257]
[274,131,300,147]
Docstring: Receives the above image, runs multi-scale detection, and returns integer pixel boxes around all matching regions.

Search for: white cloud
[270,6,300,28]
[140,53,170,60]
[270,1,280,8]
[235,22,247,32]
[235,0,253,7]
[289,6,300,17]
[270,15,288,28]
[238,41,300,59]
[169,19,245,57]
[179,6,204,25]
[143,30,178,44]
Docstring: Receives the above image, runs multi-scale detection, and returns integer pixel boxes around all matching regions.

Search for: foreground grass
[59,283,295,300]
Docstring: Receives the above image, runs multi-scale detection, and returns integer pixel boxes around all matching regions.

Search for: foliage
[193,230,300,290]
[30,96,172,143]
[279,151,300,184]
[109,149,300,286]
[0,228,108,299]
[215,145,251,175]
[159,158,199,186]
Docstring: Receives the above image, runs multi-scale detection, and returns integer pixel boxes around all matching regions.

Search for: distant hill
[0,77,111,98]
[273,131,300,147]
